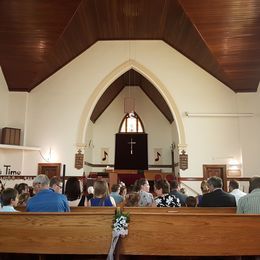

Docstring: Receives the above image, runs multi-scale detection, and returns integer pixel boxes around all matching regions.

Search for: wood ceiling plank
[0,0,259,92]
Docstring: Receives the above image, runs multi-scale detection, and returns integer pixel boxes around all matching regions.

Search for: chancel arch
[76,60,186,172]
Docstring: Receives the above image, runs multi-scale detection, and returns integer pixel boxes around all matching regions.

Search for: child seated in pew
[88,180,116,207]
[124,192,140,207]
[0,188,19,212]
[17,192,30,207]
[185,196,197,207]
[110,184,124,205]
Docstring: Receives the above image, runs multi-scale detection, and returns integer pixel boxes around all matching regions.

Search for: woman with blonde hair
[88,180,116,207]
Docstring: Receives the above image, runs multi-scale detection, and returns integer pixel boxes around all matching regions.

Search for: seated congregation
[1,174,260,213]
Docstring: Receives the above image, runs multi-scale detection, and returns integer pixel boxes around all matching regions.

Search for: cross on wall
[128,138,136,155]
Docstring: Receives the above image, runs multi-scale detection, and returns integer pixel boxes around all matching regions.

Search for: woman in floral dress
[154,179,181,207]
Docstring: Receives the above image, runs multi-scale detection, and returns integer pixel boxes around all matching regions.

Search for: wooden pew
[13,204,239,215]
[0,208,115,255]
[1,208,260,257]
[119,212,260,256]
[124,206,236,214]
[16,206,236,213]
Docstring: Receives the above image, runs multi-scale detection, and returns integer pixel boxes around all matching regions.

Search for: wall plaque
[75,149,84,170]
[179,150,188,170]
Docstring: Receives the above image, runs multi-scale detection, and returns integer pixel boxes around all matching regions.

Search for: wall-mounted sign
[154,148,162,164]
[179,150,188,171]
[101,148,109,164]
[0,165,21,175]
[75,149,84,170]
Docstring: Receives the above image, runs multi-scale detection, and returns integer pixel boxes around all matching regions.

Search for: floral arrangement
[107,209,130,259]
[112,209,130,237]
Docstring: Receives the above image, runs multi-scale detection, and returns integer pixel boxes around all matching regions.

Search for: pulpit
[107,169,144,188]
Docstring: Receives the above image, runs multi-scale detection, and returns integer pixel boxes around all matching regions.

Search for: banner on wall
[75,149,84,170]
[154,148,162,164]
[101,148,109,164]
[179,150,188,170]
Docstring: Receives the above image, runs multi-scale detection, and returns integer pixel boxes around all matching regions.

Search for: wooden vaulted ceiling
[0,1,260,96]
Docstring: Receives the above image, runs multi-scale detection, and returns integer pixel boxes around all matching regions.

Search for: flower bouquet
[107,208,130,260]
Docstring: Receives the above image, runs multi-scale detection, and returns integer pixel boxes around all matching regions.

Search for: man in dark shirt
[27,174,70,212]
[201,176,236,207]
[169,180,188,206]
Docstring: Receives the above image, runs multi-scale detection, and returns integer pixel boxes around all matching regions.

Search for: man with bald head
[237,176,260,214]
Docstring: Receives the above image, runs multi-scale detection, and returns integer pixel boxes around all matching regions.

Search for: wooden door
[203,164,227,191]
[38,163,61,179]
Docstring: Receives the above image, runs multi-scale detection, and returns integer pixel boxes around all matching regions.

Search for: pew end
[0,211,114,255]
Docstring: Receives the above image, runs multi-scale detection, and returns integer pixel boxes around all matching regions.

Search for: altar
[107,169,173,188]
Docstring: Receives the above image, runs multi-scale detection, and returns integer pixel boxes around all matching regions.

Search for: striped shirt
[237,188,260,214]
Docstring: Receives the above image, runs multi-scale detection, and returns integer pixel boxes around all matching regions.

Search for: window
[119,112,144,133]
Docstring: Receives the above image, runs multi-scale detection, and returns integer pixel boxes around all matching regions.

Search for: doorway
[203,164,227,191]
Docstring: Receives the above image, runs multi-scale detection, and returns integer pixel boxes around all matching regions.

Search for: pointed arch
[76,59,186,150]
[119,112,145,133]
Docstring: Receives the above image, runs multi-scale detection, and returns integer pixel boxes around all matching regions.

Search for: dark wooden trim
[85,162,114,167]
[179,177,204,181]
[227,177,251,181]
[85,161,172,168]
[0,174,251,182]
[180,177,251,182]
[148,164,173,168]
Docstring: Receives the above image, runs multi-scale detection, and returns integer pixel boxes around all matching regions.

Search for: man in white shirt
[229,179,246,205]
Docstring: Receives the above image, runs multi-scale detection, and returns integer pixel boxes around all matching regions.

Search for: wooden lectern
[107,169,138,189]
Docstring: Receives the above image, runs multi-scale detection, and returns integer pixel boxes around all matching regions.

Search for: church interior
[1,0,260,193]
[1,0,260,259]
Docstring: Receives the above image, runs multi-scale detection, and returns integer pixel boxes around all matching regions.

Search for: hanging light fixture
[124,96,135,114]
[124,2,135,115]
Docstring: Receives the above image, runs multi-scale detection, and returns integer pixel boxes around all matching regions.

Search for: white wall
[237,90,260,176]
[0,69,28,177]
[7,92,28,143]
[0,41,259,185]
